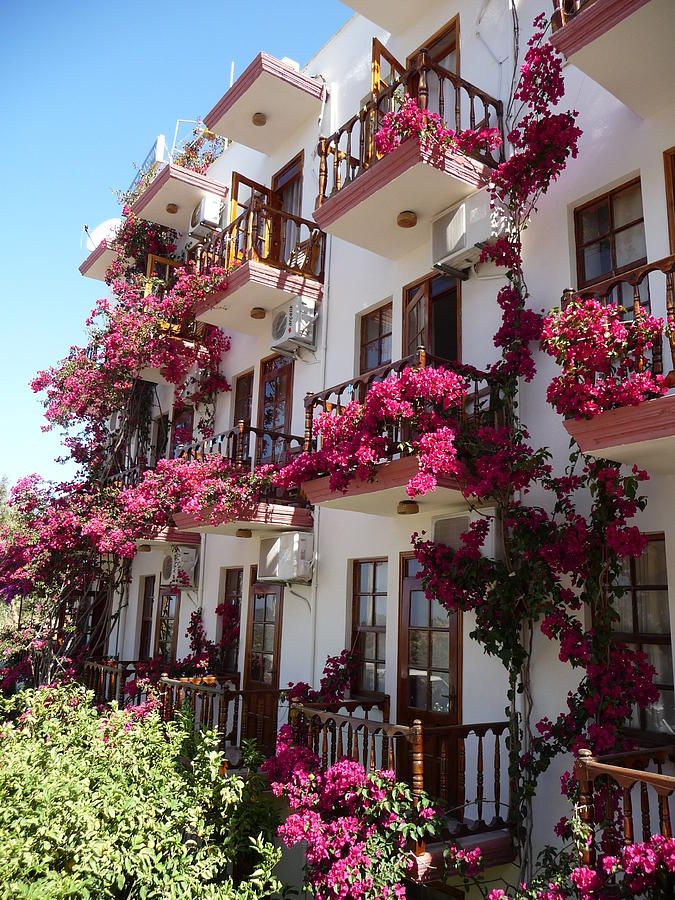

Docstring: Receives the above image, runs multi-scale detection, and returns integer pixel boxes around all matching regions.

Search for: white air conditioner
[258,532,314,583]
[270,296,317,356]
[432,189,501,275]
[161,546,200,588]
[189,195,223,239]
[433,507,502,560]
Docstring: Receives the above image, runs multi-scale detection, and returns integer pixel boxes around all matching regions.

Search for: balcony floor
[173,502,313,535]
[194,260,323,334]
[564,393,675,473]
[302,455,468,516]
[313,139,491,258]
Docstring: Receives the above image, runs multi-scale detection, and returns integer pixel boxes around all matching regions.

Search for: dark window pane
[583,239,612,282]
[409,631,429,668]
[580,201,610,243]
[410,590,428,628]
[409,670,428,709]
[637,591,671,635]
[374,595,386,626]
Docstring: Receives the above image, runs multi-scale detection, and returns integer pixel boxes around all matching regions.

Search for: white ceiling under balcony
[339,0,435,32]
[131,164,228,232]
[204,53,325,155]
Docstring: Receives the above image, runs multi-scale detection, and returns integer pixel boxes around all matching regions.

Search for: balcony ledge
[131,164,228,232]
[564,393,675,473]
[551,0,674,118]
[136,527,201,548]
[302,455,468,517]
[412,829,515,882]
[313,139,491,258]
[194,260,323,334]
[204,53,325,155]
[79,240,119,281]
[173,503,313,535]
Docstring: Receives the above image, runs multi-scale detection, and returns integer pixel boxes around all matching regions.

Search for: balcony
[338,1,441,32]
[131,163,228,232]
[204,53,325,155]
[193,201,325,334]
[551,0,675,118]
[291,705,515,872]
[138,318,211,385]
[172,424,313,536]
[314,53,504,258]
[79,240,119,281]
[563,256,675,472]
[301,352,503,516]
[575,745,675,857]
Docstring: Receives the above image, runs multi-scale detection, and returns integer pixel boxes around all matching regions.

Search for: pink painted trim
[131,164,228,216]
[313,138,490,231]
[142,527,201,546]
[79,240,117,276]
[302,455,461,506]
[551,0,650,58]
[204,52,324,133]
[194,260,324,318]
[564,393,675,453]
[173,503,313,531]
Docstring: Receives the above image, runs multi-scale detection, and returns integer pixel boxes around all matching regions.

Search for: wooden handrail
[575,747,675,864]
[195,199,326,283]
[316,51,505,207]
[562,254,675,375]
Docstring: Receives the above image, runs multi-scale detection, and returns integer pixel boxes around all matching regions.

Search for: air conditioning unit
[189,195,223,239]
[161,546,200,588]
[258,532,314,584]
[270,296,317,356]
[433,508,502,560]
[432,189,501,275]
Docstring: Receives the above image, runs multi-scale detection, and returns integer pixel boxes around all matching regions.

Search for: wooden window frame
[138,575,156,661]
[219,567,244,674]
[257,353,295,465]
[402,271,462,362]
[611,533,673,736]
[406,14,460,71]
[243,566,284,691]
[359,302,393,374]
[154,586,181,662]
[271,150,305,200]
[351,558,388,696]
[664,147,675,255]
[397,551,462,726]
[232,370,254,427]
[573,177,647,290]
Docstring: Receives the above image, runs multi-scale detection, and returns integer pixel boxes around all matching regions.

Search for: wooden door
[257,354,294,464]
[138,575,156,660]
[368,39,406,165]
[232,371,254,463]
[242,573,282,754]
[230,172,276,266]
[155,587,181,662]
[403,273,460,362]
[398,554,461,803]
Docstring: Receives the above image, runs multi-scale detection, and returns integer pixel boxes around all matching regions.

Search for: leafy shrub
[0,684,280,899]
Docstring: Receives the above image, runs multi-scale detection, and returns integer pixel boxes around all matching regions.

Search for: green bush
[0,684,281,899]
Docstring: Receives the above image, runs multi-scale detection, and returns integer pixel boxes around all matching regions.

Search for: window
[403,273,460,361]
[219,568,243,673]
[574,179,647,294]
[352,559,387,693]
[233,371,254,462]
[151,415,169,467]
[155,587,180,661]
[360,304,393,374]
[613,535,675,734]
[170,406,194,457]
[139,575,156,660]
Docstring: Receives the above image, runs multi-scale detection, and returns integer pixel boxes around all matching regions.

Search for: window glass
[352,560,387,693]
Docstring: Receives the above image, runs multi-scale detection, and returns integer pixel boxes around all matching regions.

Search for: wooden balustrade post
[235,420,246,468]
[317,138,328,208]
[411,720,425,856]
[416,345,427,369]
[304,392,314,453]
[666,272,675,376]
[574,749,597,867]
[416,50,430,112]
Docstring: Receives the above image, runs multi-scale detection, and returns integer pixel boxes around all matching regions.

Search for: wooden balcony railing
[159,676,282,758]
[195,200,326,282]
[563,254,675,376]
[575,746,675,864]
[291,705,513,839]
[83,659,138,704]
[177,423,309,507]
[316,50,505,207]
[303,347,507,456]
[552,0,600,30]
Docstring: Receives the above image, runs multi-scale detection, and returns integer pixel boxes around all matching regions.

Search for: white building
[79,0,675,883]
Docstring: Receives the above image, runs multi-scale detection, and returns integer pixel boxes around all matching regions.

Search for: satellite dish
[85,218,122,252]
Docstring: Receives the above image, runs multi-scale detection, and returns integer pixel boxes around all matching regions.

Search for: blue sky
[0,0,351,487]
